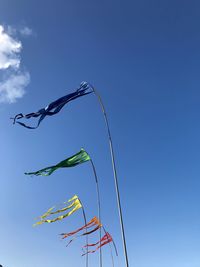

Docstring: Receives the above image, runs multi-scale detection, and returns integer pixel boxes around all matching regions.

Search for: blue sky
[0,0,200,266]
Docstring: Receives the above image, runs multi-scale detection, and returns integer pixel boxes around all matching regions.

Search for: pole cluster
[12,81,129,267]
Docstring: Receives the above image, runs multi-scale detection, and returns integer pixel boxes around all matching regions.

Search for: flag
[11,82,93,129]
[82,232,113,256]
[25,149,90,176]
[34,195,81,226]
[61,216,102,239]
[60,216,102,247]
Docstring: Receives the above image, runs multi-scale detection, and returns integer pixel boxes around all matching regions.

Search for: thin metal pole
[92,86,129,267]
[102,226,117,267]
[81,162,116,267]
[90,159,103,267]
[79,199,89,267]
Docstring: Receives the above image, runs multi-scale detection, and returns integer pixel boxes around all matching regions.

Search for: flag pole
[102,226,118,267]
[79,198,89,267]
[85,83,129,267]
[89,158,103,267]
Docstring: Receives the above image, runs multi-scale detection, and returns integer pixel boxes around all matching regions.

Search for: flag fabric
[65,225,102,248]
[39,206,55,220]
[61,216,102,239]
[82,232,113,256]
[34,195,81,226]
[25,149,90,176]
[11,82,93,129]
[39,195,79,219]
[60,216,102,247]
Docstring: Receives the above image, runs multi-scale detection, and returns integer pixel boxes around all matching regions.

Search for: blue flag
[11,82,93,129]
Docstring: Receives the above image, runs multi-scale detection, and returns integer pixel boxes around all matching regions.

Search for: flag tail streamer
[82,232,116,256]
[81,81,129,267]
[39,206,55,219]
[11,83,93,129]
[25,149,90,176]
[61,216,102,239]
[39,195,78,220]
[65,225,101,248]
[61,216,102,254]
[34,196,82,226]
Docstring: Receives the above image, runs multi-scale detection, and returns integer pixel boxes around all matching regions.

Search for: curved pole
[79,199,89,267]
[102,226,117,267]
[90,159,102,267]
[90,85,129,267]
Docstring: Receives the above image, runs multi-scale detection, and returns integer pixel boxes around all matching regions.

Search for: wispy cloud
[0,24,31,104]
[7,25,34,37]
[19,26,33,37]
[0,71,30,103]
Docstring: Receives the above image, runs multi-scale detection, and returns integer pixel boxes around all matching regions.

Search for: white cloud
[0,25,22,70]
[0,72,30,103]
[0,24,31,103]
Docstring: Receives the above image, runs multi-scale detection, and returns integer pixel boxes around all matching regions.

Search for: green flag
[25,149,90,176]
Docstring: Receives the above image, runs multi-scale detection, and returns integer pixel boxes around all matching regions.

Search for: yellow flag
[33,196,82,226]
